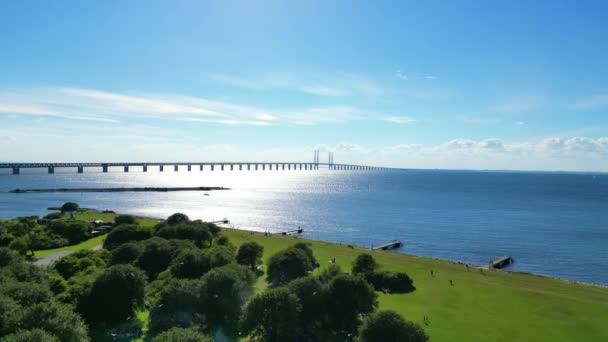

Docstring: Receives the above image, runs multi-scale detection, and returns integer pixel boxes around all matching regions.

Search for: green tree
[241,287,301,342]
[48,221,91,245]
[166,213,189,226]
[0,281,51,306]
[109,242,143,265]
[156,223,212,248]
[236,241,264,272]
[60,202,79,218]
[358,310,428,342]
[19,302,90,342]
[326,274,378,339]
[83,264,146,325]
[153,327,212,342]
[170,249,211,279]
[199,264,254,334]
[0,247,19,267]
[53,250,107,279]
[103,224,152,250]
[1,329,59,342]
[149,279,201,335]
[287,276,327,339]
[266,246,315,286]
[8,237,29,256]
[137,237,175,279]
[0,295,20,335]
[352,254,377,275]
[114,215,137,225]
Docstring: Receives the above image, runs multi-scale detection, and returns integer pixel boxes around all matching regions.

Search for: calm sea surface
[1,168,607,284]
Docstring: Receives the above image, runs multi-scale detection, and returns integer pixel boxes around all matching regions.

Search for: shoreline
[11,207,607,288]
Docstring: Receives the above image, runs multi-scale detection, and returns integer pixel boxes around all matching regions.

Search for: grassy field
[33,210,608,341]
[221,229,608,342]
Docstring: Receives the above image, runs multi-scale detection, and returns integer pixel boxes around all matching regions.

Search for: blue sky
[1,0,608,171]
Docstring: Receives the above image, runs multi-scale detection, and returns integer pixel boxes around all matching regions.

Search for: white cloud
[299,86,350,97]
[382,116,416,124]
[516,121,525,127]
[0,87,397,126]
[423,75,437,80]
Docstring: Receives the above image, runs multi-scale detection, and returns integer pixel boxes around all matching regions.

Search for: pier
[371,240,402,250]
[0,151,394,175]
[275,227,304,236]
[489,256,513,269]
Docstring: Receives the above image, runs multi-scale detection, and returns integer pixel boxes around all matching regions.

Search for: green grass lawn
[33,210,608,341]
[221,228,608,342]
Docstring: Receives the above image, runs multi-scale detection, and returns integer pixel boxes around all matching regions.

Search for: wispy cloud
[0,86,398,126]
[515,121,525,127]
[572,92,608,110]
[382,116,416,124]
[299,86,350,97]
[206,71,383,98]
[423,75,437,80]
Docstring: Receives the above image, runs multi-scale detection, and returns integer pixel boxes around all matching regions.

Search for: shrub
[358,310,428,342]
[103,224,152,250]
[352,254,377,275]
[365,271,416,293]
[109,242,143,265]
[114,215,137,225]
[153,327,212,342]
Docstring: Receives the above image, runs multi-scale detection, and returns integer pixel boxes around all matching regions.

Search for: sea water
[1,167,606,284]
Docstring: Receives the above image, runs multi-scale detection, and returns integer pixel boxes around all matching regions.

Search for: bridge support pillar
[102,164,108,173]
[188,165,191,171]
[230,164,234,171]
[282,164,285,170]
[239,164,242,171]
[200,165,203,171]
[299,164,302,170]
[12,167,19,175]
[211,165,214,171]
[262,164,265,170]
[48,167,54,174]
[174,165,178,172]
[143,165,148,172]
[124,166,129,172]
[160,165,164,172]
[247,164,250,171]
[78,166,84,173]
[221,165,224,171]
[255,164,258,170]
[269,164,273,170]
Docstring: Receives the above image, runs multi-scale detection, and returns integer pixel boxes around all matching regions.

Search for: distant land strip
[2,186,230,194]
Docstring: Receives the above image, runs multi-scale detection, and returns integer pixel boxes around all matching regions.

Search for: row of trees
[0,203,91,256]
[0,211,428,341]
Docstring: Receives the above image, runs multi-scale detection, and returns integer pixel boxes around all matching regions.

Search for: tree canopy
[358,310,428,342]
[236,241,264,272]
[266,245,317,286]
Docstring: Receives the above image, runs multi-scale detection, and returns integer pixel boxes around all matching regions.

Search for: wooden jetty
[372,240,402,251]
[489,256,513,269]
[275,228,304,236]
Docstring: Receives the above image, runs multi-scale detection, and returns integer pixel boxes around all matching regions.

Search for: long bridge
[0,151,391,175]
